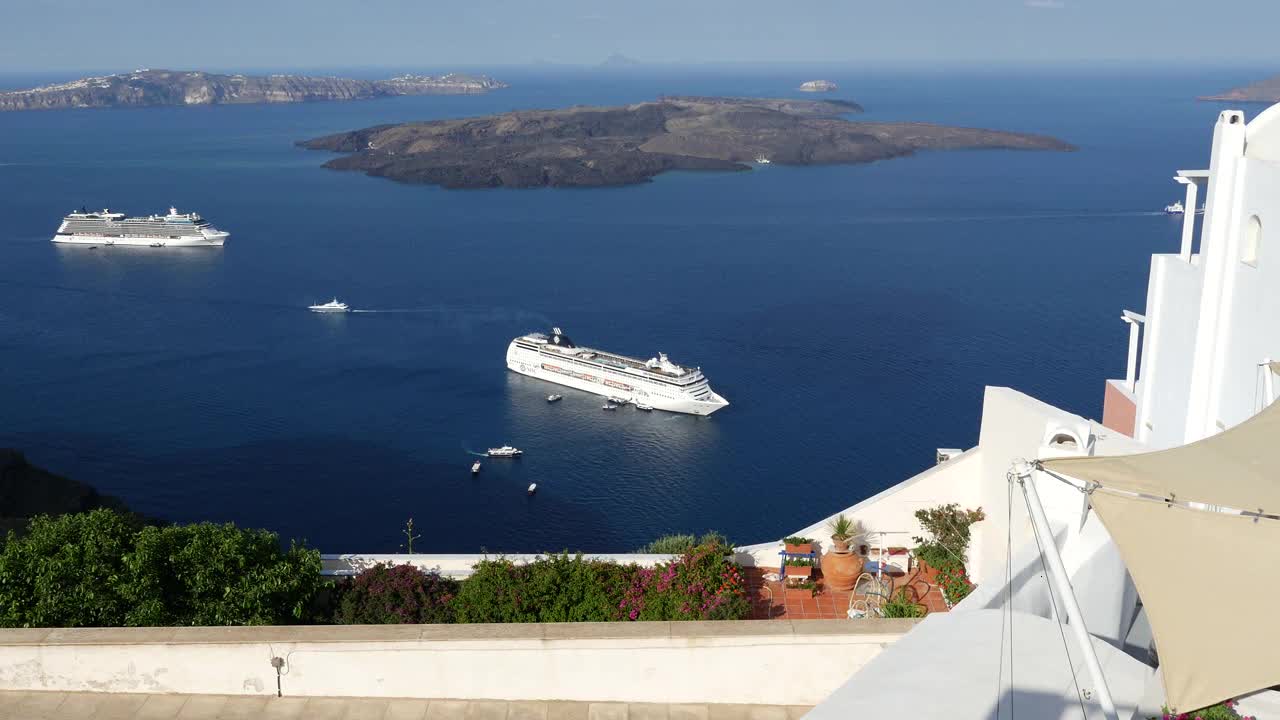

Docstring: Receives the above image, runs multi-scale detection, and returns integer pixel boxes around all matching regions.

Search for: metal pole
[1012,460,1120,720]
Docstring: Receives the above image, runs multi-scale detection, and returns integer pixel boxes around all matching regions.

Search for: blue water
[0,66,1262,552]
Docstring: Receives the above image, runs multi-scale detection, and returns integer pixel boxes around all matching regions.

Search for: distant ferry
[53,207,229,247]
[506,328,729,416]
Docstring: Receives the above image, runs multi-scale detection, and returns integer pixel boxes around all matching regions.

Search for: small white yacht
[547,394,563,402]
[527,483,538,495]
[754,156,771,164]
[636,404,654,411]
[602,403,618,411]
[487,446,523,458]
[309,298,349,313]
[471,460,482,474]
[1164,201,1184,214]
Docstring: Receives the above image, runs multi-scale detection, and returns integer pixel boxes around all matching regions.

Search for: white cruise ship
[506,328,729,416]
[52,207,230,247]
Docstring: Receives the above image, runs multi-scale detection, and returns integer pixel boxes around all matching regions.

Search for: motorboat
[636,404,654,411]
[1164,201,1184,215]
[309,298,350,313]
[755,156,771,164]
[471,460,482,474]
[547,394,563,402]
[527,483,538,495]
[602,403,618,411]
[487,446,523,458]
[607,396,628,405]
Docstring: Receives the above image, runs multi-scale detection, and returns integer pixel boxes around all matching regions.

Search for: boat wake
[349,308,445,314]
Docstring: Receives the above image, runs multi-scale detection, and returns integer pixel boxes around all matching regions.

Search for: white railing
[320,552,680,578]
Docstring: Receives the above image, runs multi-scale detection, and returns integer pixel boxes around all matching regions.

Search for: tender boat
[471,460,482,474]
[547,394,563,402]
[636,404,654,411]
[1164,201,1185,215]
[487,446,523,458]
[527,483,538,495]
[309,298,350,313]
[602,403,618,411]
[607,396,628,405]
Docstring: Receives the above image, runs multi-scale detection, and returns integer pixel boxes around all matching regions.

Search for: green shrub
[637,534,697,554]
[782,536,813,545]
[913,504,985,607]
[334,564,458,625]
[0,509,138,627]
[880,588,925,619]
[783,557,814,567]
[0,509,324,628]
[637,531,731,554]
[619,540,750,621]
[453,553,635,623]
[913,504,985,560]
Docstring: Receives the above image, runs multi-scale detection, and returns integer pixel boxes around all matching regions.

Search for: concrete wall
[1215,155,1280,427]
[0,620,918,706]
[1135,254,1203,448]
[1102,379,1136,437]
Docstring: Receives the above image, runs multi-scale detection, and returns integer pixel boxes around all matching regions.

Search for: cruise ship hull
[506,342,729,416]
[52,231,229,247]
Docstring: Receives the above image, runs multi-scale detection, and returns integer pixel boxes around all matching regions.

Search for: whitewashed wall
[0,621,917,706]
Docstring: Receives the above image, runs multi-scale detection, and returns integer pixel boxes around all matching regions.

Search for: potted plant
[782,557,814,578]
[783,536,813,554]
[827,514,861,554]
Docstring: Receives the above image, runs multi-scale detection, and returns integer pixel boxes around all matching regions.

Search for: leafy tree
[334,564,458,625]
[0,509,324,628]
[0,509,138,627]
[120,522,324,626]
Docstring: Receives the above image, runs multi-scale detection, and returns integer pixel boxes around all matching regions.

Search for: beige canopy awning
[1043,402,1280,712]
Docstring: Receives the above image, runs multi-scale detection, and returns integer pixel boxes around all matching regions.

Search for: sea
[0,65,1263,553]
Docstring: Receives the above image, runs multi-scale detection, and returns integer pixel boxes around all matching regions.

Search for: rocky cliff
[299,95,1074,189]
[0,70,508,112]
[0,450,139,538]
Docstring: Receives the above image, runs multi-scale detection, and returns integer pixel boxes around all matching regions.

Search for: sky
[3,0,1280,74]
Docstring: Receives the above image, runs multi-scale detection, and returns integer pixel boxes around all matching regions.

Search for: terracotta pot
[784,543,813,554]
[831,536,851,553]
[821,550,862,592]
[784,564,812,578]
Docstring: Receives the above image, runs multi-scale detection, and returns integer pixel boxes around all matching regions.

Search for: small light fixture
[270,657,285,697]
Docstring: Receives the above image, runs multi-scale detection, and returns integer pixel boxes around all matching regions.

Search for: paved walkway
[0,692,811,720]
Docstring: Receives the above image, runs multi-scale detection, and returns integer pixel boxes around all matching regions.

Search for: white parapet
[0,620,919,706]
[320,553,681,578]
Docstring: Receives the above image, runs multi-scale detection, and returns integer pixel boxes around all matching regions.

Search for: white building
[790,106,1280,718]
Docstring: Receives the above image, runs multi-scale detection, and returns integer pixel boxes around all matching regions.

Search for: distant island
[0,69,508,112]
[299,95,1074,190]
[600,54,643,69]
[798,80,838,92]
[1200,74,1280,102]
[0,449,141,537]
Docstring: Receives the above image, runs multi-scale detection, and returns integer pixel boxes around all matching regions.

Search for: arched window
[1243,215,1262,267]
